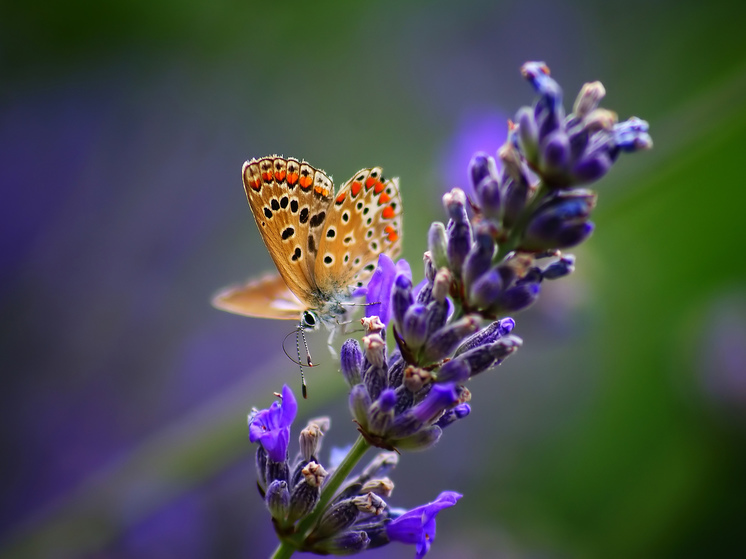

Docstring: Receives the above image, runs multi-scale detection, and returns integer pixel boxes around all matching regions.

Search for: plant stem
[270,540,297,559]
[290,435,371,545]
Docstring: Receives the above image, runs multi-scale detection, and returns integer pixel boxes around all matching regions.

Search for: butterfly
[213,156,403,333]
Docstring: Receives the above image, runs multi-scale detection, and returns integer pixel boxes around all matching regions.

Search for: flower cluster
[245,61,651,558]
[434,61,652,319]
[342,254,521,453]
[250,385,461,556]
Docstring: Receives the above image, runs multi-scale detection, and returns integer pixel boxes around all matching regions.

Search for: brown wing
[211,273,305,320]
[313,167,403,292]
[243,156,335,306]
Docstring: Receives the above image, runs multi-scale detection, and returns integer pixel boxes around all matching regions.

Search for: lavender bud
[516,105,539,165]
[360,452,399,481]
[288,462,326,522]
[584,108,617,134]
[290,459,310,489]
[435,359,470,384]
[613,116,652,152]
[340,339,363,386]
[302,461,327,486]
[572,150,613,184]
[422,252,437,283]
[540,129,571,174]
[444,189,472,274]
[361,315,385,335]
[401,304,428,350]
[422,315,480,364]
[362,335,387,401]
[368,389,397,435]
[415,276,434,305]
[557,221,595,247]
[432,268,452,303]
[428,222,449,269]
[265,480,290,521]
[412,383,459,425]
[362,334,386,369]
[361,477,394,498]
[395,425,443,451]
[299,417,330,461]
[523,190,597,250]
[317,530,370,555]
[573,81,606,118]
[493,282,541,313]
[435,404,471,429]
[356,520,389,549]
[390,382,458,438]
[500,148,531,228]
[542,254,576,279]
[387,357,406,389]
[469,152,498,187]
[255,445,268,489]
[476,175,502,218]
[349,384,372,429]
[523,62,564,142]
[463,222,496,294]
[266,459,289,485]
[403,365,432,392]
[352,492,387,515]
[391,274,413,334]
[443,187,469,222]
[459,335,523,377]
[394,384,415,415]
[455,317,516,355]
[314,500,362,539]
[469,269,503,309]
[425,299,449,341]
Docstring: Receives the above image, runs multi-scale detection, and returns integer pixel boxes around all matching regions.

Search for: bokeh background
[3,0,746,557]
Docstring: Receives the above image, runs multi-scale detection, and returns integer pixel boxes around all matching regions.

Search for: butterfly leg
[326,327,339,358]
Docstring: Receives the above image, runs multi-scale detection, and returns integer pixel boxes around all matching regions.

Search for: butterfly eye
[301,310,319,330]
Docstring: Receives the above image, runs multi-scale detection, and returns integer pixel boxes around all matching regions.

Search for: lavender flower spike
[386,491,463,559]
[249,384,297,462]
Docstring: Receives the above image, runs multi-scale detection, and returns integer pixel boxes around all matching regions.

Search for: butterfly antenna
[295,328,308,399]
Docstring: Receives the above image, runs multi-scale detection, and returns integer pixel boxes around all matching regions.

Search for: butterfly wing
[313,167,403,291]
[211,273,306,320]
[243,156,335,306]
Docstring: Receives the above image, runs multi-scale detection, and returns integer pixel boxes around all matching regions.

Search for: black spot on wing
[309,211,326,228]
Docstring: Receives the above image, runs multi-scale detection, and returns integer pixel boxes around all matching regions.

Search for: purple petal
[366,253,397,323]
[386,491,462,558]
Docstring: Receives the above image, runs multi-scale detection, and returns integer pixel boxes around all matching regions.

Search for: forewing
[211,273,305,320]
[243,156,335,305]
[313,167,403,291]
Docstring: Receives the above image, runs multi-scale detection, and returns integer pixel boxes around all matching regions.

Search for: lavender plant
[246,62,652,558]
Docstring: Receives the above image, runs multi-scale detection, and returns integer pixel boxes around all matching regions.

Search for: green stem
[270,540,297,559]
[290,435,371,545]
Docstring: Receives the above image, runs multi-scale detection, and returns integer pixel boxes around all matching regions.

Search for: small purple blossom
[366,254,412,325]
[248,384,297,462]
[386,491,463,559]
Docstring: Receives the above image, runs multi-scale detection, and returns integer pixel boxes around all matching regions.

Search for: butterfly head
[301,309,321,331]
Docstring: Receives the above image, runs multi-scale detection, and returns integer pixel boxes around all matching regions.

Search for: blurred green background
[2,0,745,557]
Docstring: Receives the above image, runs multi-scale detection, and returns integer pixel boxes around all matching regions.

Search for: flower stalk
[240,60,651,558]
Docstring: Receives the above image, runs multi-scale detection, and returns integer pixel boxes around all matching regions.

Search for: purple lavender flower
[385,491,462,559]
[366,254,412,325]
[248,384,297,462]
[517,61,652,188]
